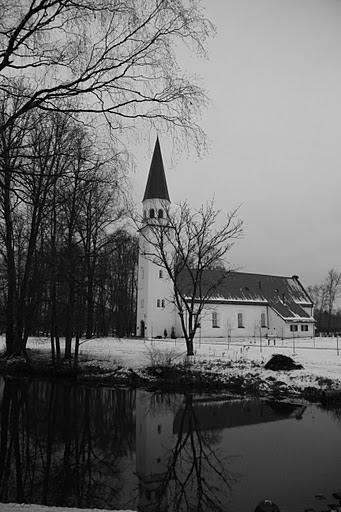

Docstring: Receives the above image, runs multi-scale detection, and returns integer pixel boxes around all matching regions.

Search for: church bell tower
[136,138,178,339]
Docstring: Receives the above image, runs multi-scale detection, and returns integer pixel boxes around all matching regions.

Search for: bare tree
[308,269,341,334]
[76,164,125,339]
[0,94,122,357]
[0,98,76,356]
[0,0,213,148]
[138,200,243,356]
[324,268,341,334]
[307,284,326,313]
[155,393,235,512]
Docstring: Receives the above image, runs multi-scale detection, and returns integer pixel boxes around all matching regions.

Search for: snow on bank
[0,504,135,512]
[1,335,341,394]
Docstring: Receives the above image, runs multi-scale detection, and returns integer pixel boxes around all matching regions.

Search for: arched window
[158,209,163,219]
[159,270,163,278]
[161,299,165,308]
[149,208,155,218]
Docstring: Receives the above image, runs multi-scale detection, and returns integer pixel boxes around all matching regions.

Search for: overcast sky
[131,0,341,288]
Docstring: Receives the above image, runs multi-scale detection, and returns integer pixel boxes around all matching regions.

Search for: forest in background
[0,0,212,359]
[0,106,138,353]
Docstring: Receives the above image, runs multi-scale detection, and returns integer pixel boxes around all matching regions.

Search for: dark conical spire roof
[143,137,170,201]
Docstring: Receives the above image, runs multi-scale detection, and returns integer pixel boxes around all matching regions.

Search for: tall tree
[0,0,213,148]
[0,99,74,355]
[76,164,125,339]
[308,268,341,334]
[139,200,243,356]
[324,268,341,334]
[0,97,124,356]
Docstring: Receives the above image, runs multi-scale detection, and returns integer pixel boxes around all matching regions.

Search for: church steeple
[136,138,178,340]
[143,137,170,202]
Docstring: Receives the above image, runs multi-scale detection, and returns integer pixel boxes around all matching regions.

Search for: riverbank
[0,505,136,512]
[1,336,341,405]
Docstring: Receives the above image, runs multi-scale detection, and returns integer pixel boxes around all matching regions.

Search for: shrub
[146,346,180,367]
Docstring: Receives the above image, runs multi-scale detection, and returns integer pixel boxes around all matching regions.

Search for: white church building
[136,139,315,340]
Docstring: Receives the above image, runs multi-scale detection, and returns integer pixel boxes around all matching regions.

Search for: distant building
[136,139,315,339]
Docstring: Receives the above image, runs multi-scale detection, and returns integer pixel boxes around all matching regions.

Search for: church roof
[177,270,314,322]
[173,398,303,433]
[143,137,170,201]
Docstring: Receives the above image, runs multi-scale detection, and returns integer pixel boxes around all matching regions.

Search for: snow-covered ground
[0,505,135,512]
[1,335,341,392]
[1,335,339,378]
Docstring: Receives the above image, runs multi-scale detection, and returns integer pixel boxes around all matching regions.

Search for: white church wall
[197,303,269,338]
[146,262,177,338]
[267,308,314,338]
[267,308,286,338]
[136,228,179,338]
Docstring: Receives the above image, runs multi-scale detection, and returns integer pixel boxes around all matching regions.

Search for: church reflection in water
[0,378,304,511]
[136,390,303,512]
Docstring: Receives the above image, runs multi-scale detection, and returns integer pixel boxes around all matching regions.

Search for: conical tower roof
[142,137,170,201]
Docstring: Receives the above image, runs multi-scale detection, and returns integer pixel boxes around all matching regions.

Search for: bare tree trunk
[64,278,75,360]
[3,169,21,355]
[74,332,80,369]
[85,264,94,339]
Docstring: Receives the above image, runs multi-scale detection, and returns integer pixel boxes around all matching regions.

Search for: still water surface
[0,378,341,512]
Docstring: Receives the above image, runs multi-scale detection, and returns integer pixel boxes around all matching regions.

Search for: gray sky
[131,0,341,288]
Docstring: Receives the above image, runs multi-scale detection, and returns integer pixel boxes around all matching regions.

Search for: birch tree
[0,0,213,148]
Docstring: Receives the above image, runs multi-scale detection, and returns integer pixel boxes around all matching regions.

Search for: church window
[238,312,244,328]
[159,269,163,278]
[149,208,155,218]
[158,209,163,219]
[301,324,308,332]
[261,312,266,328]
[290,324,298,332]
[212,311,219,328]
[157,299,160,308]
[161,299,165,308]
[157,424,162,434]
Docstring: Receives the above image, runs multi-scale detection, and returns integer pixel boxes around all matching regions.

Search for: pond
[0,378,341,512]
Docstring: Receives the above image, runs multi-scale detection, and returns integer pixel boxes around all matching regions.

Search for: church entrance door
[140,320,145,338]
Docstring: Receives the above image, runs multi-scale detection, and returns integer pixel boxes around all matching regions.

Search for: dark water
[0,378,341,512]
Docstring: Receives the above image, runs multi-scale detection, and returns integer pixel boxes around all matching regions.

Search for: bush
[146,346,180,367]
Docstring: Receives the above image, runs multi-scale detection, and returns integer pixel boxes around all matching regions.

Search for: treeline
[0,0,213,360]
[0,97,137,358]
[308,268,341,334]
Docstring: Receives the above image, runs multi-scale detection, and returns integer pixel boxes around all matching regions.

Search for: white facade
[136,198,180,339]
[136,140,315,340]
[196,302,314,339]
[196,302,270,339]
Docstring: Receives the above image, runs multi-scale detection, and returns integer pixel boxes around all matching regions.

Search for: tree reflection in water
[137,391,236,512]
[0,380,237,512]
[0,378,135,509]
